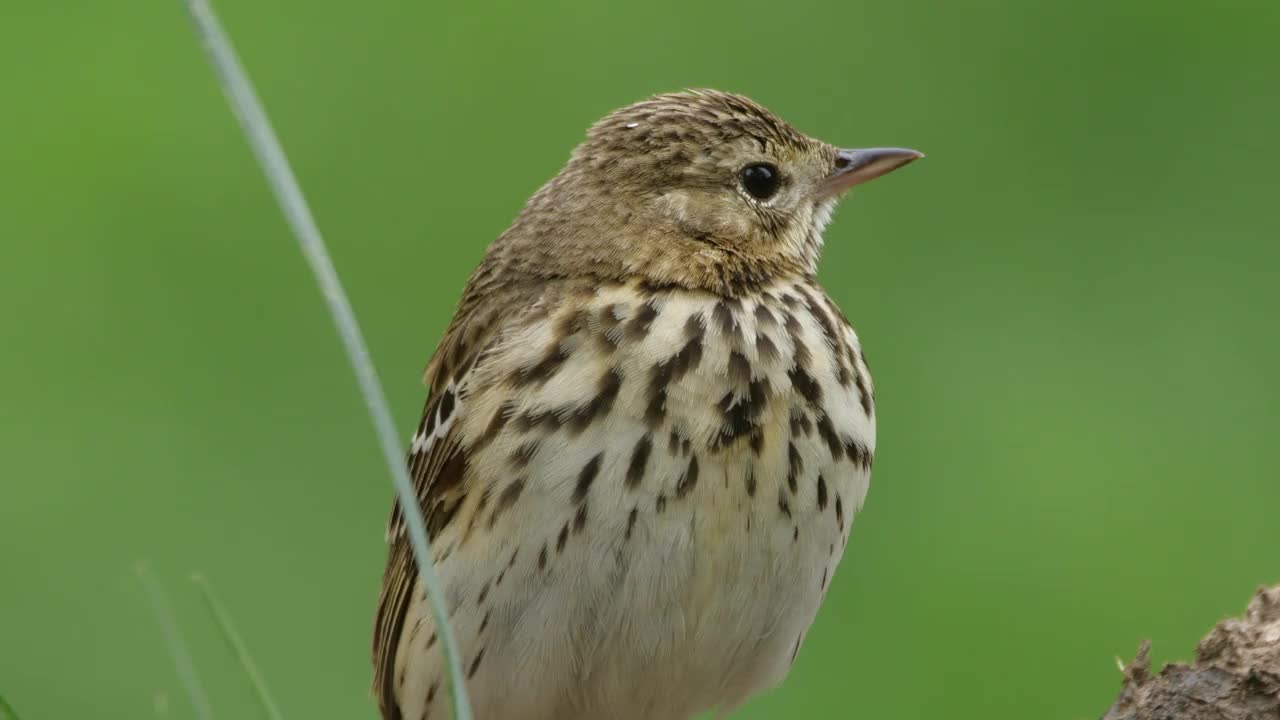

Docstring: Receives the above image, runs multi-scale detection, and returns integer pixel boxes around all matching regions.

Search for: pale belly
[394,282,875,720]
[547,440,863,720]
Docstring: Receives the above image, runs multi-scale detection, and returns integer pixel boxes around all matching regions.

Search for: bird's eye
[740,163,780,200]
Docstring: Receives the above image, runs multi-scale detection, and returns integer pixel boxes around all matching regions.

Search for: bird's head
[493,90,922,295]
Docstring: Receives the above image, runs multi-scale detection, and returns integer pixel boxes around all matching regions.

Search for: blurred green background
[2,0,1278,717]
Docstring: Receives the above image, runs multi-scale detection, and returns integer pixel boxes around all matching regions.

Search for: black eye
[740,163,780,200]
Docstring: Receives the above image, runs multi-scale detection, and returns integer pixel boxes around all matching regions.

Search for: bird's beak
[819,147,924,198]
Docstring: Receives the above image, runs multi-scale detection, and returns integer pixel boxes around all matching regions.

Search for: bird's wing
[371,275,546,719]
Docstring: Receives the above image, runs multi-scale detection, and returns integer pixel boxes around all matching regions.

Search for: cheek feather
[810,200,837,239]
[660,189,760,244]
[767,200,831,274]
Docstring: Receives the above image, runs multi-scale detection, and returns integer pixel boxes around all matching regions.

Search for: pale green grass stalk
[191,575,284,720]
[177,1,472,718]
[135,563,215,720]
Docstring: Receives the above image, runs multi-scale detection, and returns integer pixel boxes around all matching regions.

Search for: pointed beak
[819,147,924,198]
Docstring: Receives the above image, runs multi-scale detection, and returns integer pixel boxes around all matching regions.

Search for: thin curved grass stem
[191,575,285,720]
[135,563,215,720]
[176,1,472,718]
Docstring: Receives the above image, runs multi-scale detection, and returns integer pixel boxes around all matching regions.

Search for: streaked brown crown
[580,90,819,186]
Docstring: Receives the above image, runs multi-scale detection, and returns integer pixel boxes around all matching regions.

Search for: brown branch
[1103,584,1280,720]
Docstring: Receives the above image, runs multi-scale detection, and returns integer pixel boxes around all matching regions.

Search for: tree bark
[1103,584,1280,719]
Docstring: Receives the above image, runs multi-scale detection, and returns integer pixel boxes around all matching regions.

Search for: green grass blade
[191,574,285,720]
[135,563,215,720]
[0,692,21,720]
[176,2,471,717]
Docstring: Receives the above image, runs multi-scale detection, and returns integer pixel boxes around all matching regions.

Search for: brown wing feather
[371,537,419,720]
[370,275,546,719]
[372,405,470,719]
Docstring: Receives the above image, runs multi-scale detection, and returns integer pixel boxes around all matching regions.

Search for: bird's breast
[458,276,876,607]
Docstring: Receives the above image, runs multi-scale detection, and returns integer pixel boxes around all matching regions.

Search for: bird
[372,89,921,720]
